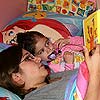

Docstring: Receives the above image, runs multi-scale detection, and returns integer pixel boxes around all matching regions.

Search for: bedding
[0,87,21,100]
[64,62,88,100]
[0,43,11,52]
[1,11,84,44]
[23,11,84,36]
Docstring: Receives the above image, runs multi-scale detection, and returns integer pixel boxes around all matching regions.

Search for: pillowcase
[2,10,84,45]
[0,43,11,52]
[0,87,21,100]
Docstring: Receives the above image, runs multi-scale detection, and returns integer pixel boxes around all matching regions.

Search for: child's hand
[63,51,74,64]
[53,38,70,49]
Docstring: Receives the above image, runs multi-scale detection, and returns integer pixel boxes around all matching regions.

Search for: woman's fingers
[84,45,100,75]
[83,46,90,62]
[95,44,100,54]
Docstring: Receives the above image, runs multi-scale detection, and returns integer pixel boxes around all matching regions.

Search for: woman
[0,45,100,100]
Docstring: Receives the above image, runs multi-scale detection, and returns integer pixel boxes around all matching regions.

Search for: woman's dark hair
[0,45,25,97]
[17,31,46,56]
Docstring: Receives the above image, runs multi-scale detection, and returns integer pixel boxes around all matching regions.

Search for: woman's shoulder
[24,69,78,100]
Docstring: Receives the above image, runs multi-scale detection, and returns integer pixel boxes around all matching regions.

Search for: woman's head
[0,45,48,96]
[17,31,54,61]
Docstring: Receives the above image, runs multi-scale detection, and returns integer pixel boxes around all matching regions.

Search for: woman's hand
[84,45,100,100]
[84,45,100,76]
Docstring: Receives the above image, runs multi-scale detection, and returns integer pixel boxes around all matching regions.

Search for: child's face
[35,37,54,61]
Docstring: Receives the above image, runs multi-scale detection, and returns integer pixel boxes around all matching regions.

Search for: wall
[97,0,100,9]
[0,0,27,30]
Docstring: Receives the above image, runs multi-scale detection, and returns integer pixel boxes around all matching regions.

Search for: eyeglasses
[8,54,35,75]
[20,54,35,64]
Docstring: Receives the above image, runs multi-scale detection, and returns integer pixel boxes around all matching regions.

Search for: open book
[83,9,100,52]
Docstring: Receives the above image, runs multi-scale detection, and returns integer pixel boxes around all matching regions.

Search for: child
[17,31,84,73]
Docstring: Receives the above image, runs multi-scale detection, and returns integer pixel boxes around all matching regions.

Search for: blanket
[64,62,89,100]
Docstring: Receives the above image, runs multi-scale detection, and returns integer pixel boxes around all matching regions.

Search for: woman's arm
[84,73,100,100]
[84,45,100,100]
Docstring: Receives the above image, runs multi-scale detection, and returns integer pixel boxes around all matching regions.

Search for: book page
[83,10,98,52]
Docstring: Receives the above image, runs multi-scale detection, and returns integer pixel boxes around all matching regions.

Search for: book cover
[83,10,100,52]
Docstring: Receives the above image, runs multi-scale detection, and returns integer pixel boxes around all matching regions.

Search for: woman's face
[35,37,54,61]
[19,49,48,89]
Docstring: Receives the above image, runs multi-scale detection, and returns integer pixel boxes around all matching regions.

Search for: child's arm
[53,36,83,50]
[53,38,70,49]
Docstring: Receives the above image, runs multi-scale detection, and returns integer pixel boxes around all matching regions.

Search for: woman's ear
[11,73,24,85]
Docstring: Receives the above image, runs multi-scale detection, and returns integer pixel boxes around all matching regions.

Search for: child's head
[17,31,54,61]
